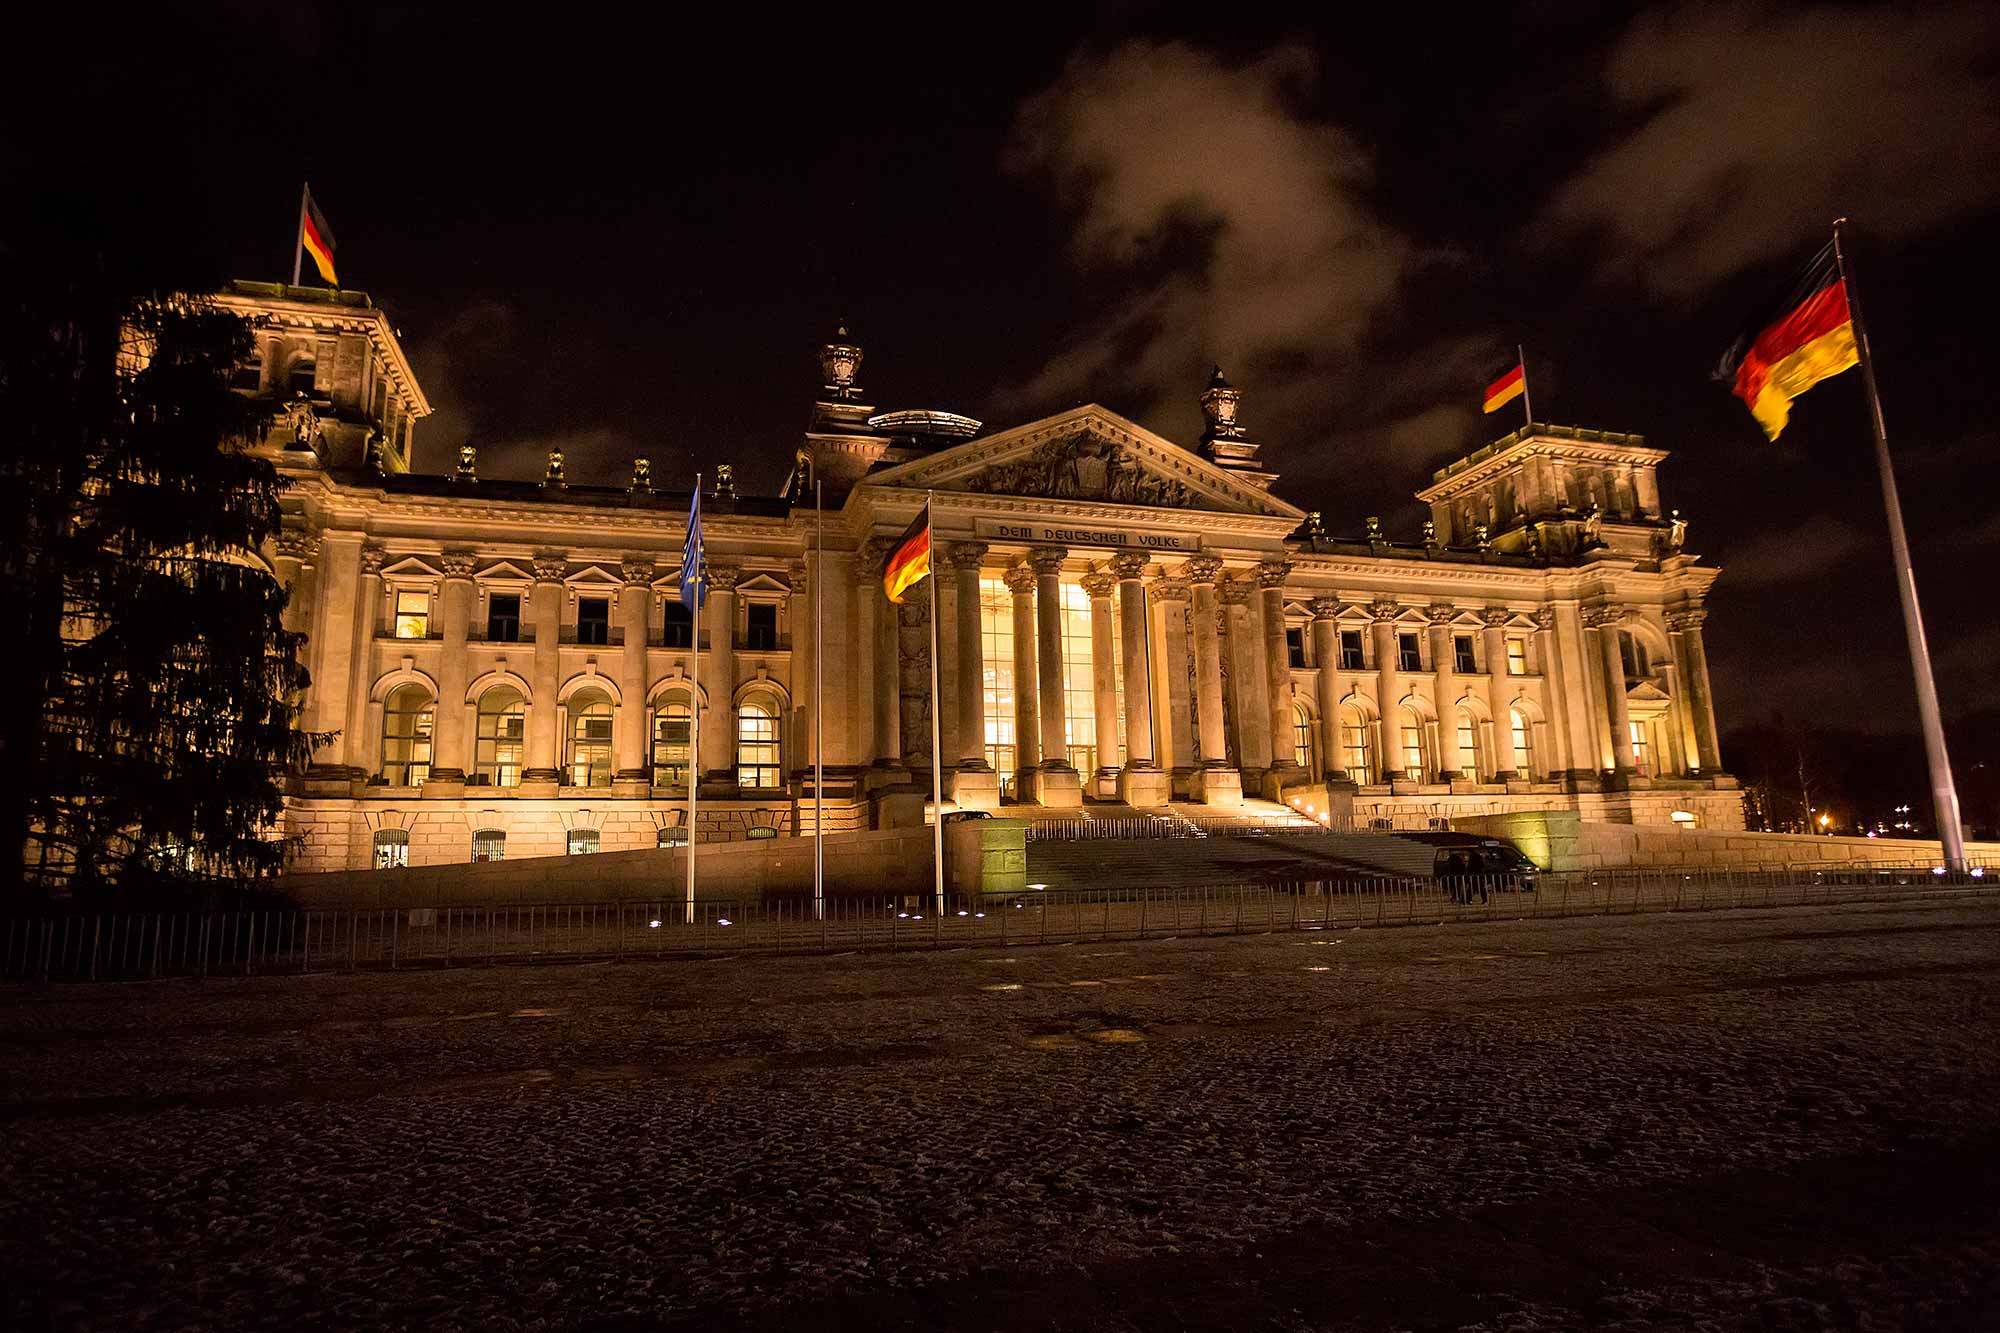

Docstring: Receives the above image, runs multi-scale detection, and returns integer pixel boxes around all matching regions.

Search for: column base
[1116,766,1172,808]
[1259,765,1308,801]
[1094,766,1121,799]
[420,773,465,799]
[1189,765,1242,807]
[1025,765,1083,808]
[517,772,560,798]
[862,765,911,795]
[613,772,651,797]
[948,769,1002,811]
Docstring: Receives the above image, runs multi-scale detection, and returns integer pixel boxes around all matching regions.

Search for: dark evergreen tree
[3,215,327,902]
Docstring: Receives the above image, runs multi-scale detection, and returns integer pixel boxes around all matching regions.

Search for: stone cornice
[1415,432,1671,504]
[213,289,432,418]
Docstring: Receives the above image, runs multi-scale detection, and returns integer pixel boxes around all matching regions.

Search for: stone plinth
[1026,765,1083,808]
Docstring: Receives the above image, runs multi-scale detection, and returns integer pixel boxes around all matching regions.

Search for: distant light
[912,915,923,921]
[717,918,733,926]
[957,910,969,917]
[1972,867,1986,878]
[897,912,909,918]
[975,912,986,918]
[1028,883,1047,892]
[1933,867,1947,876]
[649,919,661,928]
[1669,810,1696,825]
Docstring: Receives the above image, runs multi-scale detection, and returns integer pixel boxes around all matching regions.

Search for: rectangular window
[373,830,409,870]
[1285,626,1307,668]
[393,590,429,639]
[1512,710,1534,778]
[486,593,520,643]
[1398,633,1423,672]
[980,579,1016,781]
[1507,637,1529,676]
[1401,724,1425,780]
[578,597,610,645]
[1630,720,1650,775]
[471,829,505,863]
[567,829,600,856]
[1453,635,1477,674]
[662,598,694,649]
[745,602,778,651]
[1339,629,1365,670]
[652,702,692,786]
[1456,721,1479,777]
[1342,721,1370,784]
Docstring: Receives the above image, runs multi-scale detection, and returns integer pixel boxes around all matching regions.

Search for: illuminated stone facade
[244,285,1742,873]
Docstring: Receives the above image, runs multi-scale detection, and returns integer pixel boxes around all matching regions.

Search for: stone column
[1184,555,1240,805]
[1310,599,1344,782]
[1482,608,1518,780]
[1004,562,1040,792]
[1028,548,1081,806]
[1257,563,1297,788]
[1588,606,1638,776]
[861,540,903,773]
[1220,578,1267,774]
[787,560,811,780]
[342,543,385,775]
[272,532,320,761]
[851,550,878,768]
[305,534,362,779]
[1427,605,1463,780]
[946,544,999,810]
[1670,608,1724,773]
[702,565,740,786]
[426,548,476,791]
[1111,554,1168,806]
[521,552,566,791]
[1151,576,1193,783]
[614,557,653,791]
[1548,603,1600,781]
[1081,571,1121,797]
[1529,607,1562,776]
[1370,599,1400,782]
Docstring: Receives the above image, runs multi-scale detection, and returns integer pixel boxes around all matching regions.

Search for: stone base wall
[1452,809,1998,872]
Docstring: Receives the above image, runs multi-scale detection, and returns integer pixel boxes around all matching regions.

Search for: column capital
[706,564,742,594]
[1665,606,1708,631]
[943,541,989,572]
[859,537,897,580]
[1079,570,1117,599]
[1532,606,1557,631]
[1481,605,1512,629]
[1254,559,1293,589]
[786,559,808,593]
[1108,552,1152,581]
[530,551,568,583]
[275,530,321,565]
[620,556,656,586]
[1150,576,1191,603]
[1003,563,1038,595]
[1426,602,1457,626]
[1219,577,1255,607]
[1309,596,1343,622]
[1581,604,1627,630]
[359,542,387,576]
[1182,553,1224,585]
[440,548,478,580]
[1029,546,1068,576]
[1369,597,1401,622]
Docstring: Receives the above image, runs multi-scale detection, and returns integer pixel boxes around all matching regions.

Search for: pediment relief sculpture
[955,432,1203,509]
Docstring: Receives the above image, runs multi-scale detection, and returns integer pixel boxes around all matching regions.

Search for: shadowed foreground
[3,898,1998,1330]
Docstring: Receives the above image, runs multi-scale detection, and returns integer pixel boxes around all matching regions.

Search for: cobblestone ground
[3,897,1999,1331]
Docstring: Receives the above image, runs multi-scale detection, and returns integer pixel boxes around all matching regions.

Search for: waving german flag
[301,186,338,286]
[881,503,932,604]
[1716,242,1857,440]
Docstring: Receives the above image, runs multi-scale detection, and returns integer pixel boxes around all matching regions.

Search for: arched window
[288,356,317,396]
[566,690,613,787]
[745,825,779,840]
[567,828,600,856]
[1619,630,1651,680]
[737,695,781,789]
[1292,702,1317,773]
[474,687,526,787]
[1511,707,1536,780]
[1455,708,1482,780]
[381,684,434,787]
[657,825,688,847]
[373,829,409,870]
[651,692,693,787]
[1339,703,1373,784]
[1397,706,1427,781]
[471,828,505,862]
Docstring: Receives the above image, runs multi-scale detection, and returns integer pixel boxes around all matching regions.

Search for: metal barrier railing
[1,860,1991,983]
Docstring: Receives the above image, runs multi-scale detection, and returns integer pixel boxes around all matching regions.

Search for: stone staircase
[1025,828,1446,893]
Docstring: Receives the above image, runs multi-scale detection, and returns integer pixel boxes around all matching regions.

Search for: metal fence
[2,859,1992,983]
[1023,810,1485,841]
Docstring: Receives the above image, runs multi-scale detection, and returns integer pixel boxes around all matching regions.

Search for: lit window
[566,691,613,787]
[486,593,520,642]
[980,578,1017,778]
[1629,720,1650,775]
[736,696,781,789]
[657,825,688,847]
[1058,582,1122,775]
[1507,637,1529,676]
[471,829,505,862]
[373,829,409,870]
[578,597,610,646]
[652,694,692,787]
[1511,707,1535,779]
[474,687,525,787]
[1292,702,1316,772]
[1453,635,1477,674]
[380,685,433,787]
[1398,633,1423,672]
[1340,705,1372,784]
[567,829,600,856]
[1339,630,1365,670]
[1399,709,1426,780]
[394,590,429,639]
[1456,714,1480,778]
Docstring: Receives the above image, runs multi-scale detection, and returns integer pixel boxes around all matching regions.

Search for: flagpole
[813,476,825,920]
[1517,343,1534,428]
[291,182,309,287]
[686,473,701,923]
[926,493,945,915]
[1831,218,1966,870]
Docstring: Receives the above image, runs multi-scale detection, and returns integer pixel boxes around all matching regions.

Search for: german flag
[1716,242,1857,440]
[301,187,338,286]
[881,504,931,604]
[1482,361,1525,414]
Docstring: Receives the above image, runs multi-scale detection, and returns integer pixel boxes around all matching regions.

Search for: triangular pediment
[380,555,441,580]
[864,405,1302,519]
[563,564,623,589]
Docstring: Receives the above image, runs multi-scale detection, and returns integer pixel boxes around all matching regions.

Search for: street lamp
[1818,812,1832,834]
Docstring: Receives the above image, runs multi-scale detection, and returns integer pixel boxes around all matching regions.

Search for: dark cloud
[1544,3,2000,296]
[1716,513,1870,588]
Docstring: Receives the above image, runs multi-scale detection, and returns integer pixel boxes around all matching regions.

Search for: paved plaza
[4,897,1999,1330]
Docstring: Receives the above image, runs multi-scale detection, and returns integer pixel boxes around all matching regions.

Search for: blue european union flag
[680,485,706,612]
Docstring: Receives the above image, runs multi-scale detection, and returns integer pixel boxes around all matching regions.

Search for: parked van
[1393,833,1541,900]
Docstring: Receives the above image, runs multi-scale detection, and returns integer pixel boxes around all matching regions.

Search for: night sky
[12,2,1999,743]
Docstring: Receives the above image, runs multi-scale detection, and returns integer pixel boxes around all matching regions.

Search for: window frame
[577,596,611,646]
[1338,629,1366,671]
[735,695,782,789]
[650,693,693,788]
[380,684,434,787]
[473,687,526,788]
[1397,632,1423,672]
[567,829,601,856]
[372,829,409,870]
[486,592,521,643]
[1506,636,1529,677]
[471,828,506,862]
[392,589,431,640]
[1453,634,1477,675]
[565,690,615,787]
